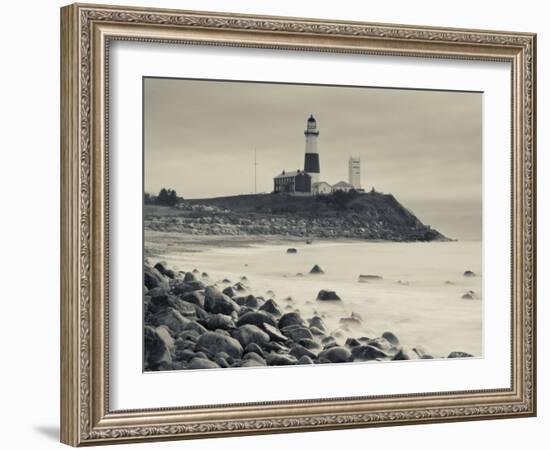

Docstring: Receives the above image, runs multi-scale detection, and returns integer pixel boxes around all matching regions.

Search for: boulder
[150,307,190,334]
[180,290,206,309]
[286,248,298,254]
[184,272,198,282]
[289,343,317,360]
[461,290,477,300]
[204,286,241,315]
[393,348,419,360]
[266,353,298,366]
[281,325,314,342]
[144,326,172,369]
[241,358,266,367]
[232,324,270,348]
[278,312,306,329]
[172,280,205,296]
[351,344,391,362]
[298,338,321,351]
[463,270,476,277]
[319,346,351,363]
[309,264,325,274]
[177,329,200,343]
[308,316,327,332]
[448,351,474,358]
[237,311,277,329]
[243,351,267,365]
[412,346,435,359]
[154,261,176,279]
[381,331,400,347]
[309,326,326,337]
[187,357,220,370]
[262,322,288,342]
[222,286,236,298]
[298,355,314,364]
[180,321,208,336]
[345,337,361,348]
[195,331,243,359]
[244,343,265,357]
[259,299,282,317]
[317,290,342,301]
[233,294,261,309]
[358,274,382,282]
[144,265,169,291]
[203,314,236,331]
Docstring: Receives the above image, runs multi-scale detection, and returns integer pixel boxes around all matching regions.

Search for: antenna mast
[254,147,257,194]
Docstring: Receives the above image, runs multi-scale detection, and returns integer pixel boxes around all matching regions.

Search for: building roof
[333,181,353,188]
[273,170,310,180]
[312,181,331,187]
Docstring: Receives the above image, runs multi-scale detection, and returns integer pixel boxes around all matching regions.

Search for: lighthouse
[304,115,320,185]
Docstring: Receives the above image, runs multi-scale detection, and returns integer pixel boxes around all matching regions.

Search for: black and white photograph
[143,78,483,371]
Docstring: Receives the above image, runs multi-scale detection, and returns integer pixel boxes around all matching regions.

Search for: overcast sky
[144,78,482,240]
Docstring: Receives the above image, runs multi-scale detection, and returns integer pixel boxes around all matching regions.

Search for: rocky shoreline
[144,261,473,371]
[144,192,448,242]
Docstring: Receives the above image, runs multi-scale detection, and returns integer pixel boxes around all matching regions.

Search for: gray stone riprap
[144,261,473,371]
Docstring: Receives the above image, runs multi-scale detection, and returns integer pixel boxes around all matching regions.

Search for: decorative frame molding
[60,3,536,446]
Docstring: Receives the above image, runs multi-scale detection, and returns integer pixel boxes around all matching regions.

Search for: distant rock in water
[463,270,476,277]
[296,273,304,277]
[306,240,313,244]
[461,290,477,300]
[444,280,454,285]
[317,290,342,301]
[310,265,324,274]
[358,274,382,282]
[286,248,297,254]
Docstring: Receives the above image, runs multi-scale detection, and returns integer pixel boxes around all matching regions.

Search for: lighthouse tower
[304,115,320,185]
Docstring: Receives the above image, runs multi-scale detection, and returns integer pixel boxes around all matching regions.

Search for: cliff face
[144,192,448,242]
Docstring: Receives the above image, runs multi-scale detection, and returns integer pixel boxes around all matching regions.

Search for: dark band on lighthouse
[304,114,320,185]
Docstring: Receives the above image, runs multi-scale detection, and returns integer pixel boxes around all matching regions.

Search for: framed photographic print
[60,3,537,446]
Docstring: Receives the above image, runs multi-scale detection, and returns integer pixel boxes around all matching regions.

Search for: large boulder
[232,324,270,348]
[204,286,241,315]
[317,290,342,301]
[180,290,206,309]
[308,316,327,332]
[150,307,190,334]
[144,326,172,369]
[262,322,288,342]
[243,352,267,365]
[172,280,206,296]
[319,346,351,363]
[154,261,176,279]
[351,344,391,362]
[195,331,243,359]
[289,343,317,360]
[233,294,261,309]
[278,312,306,329]
[237,311,277,329]
[187,357,220,370]
[259,299,282,317]
[281,325,314,342]
[244,342,265,357]
[181,321,208,336]
[203,313,236,331]
[144,265,169,291]
[266,353,298,366]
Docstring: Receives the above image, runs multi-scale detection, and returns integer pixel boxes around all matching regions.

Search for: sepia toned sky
[144,78,482,240]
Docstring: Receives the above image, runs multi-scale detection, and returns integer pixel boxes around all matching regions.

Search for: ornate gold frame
[60,3,536,446]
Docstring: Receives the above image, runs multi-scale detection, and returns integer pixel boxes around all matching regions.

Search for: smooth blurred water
[155,239,482,357]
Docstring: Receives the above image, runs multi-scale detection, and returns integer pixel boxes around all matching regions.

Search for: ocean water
[153,239,482,357]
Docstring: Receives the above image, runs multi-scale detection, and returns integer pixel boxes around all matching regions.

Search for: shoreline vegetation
[144,260,474,371]
[144,191,449,242]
